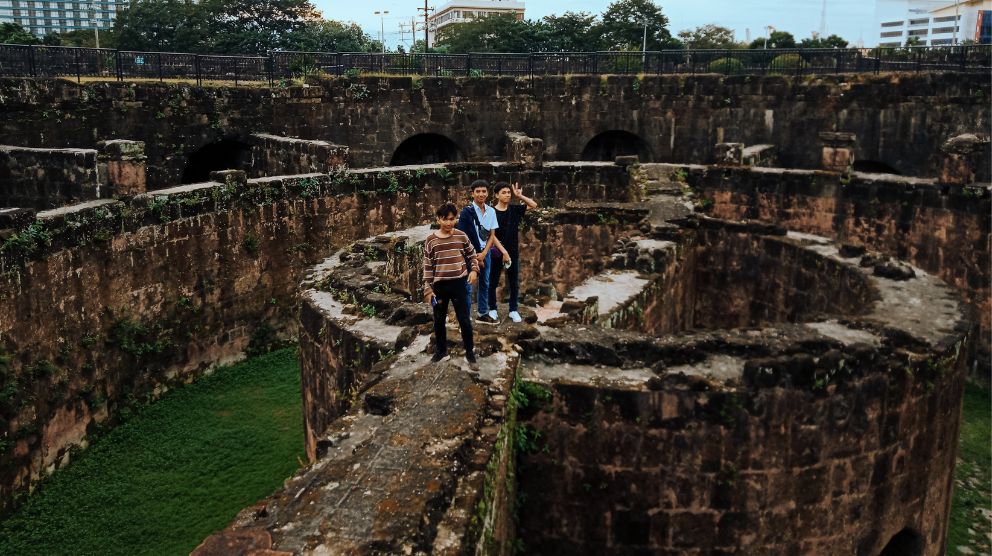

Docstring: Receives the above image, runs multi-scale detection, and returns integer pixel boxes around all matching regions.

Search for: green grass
[0,348,304,556]
[948,383,992,555]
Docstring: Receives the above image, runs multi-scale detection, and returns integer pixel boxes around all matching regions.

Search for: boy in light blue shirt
[455,180,509,323]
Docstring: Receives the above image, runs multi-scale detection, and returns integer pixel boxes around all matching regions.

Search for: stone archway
[581,130,652,162]
[181,138,253,183]
[878,528,923,556]
[389,133,464,166]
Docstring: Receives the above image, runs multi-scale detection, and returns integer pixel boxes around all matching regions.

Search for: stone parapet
[248,133,349,177]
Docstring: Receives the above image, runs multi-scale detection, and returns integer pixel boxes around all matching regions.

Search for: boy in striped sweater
[423,202,480,366]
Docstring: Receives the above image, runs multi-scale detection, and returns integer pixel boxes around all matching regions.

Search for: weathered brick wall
[0,145,100,209]
[0,73,987,186]
[0,161,633,511]
[690,165,991,373]
[516,363,966,555]
[246,133,348,178]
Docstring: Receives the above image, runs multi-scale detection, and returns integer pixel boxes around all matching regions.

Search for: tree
[435,14,548,53]
[598,0,679,51]
[542,11,602,52]
[113,0,209,53]
[748,30,796,49]
[0,23,39,45]
[904,36,923,47]
[201,0,321,53]
[284,20,379,53]
[799,34,849,49]
[677,24,741,50]
[57,29,105,48]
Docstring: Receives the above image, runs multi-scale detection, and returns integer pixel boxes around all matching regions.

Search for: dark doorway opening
[390,134,464,166]
[853,160,902,175]
[581,130,651,162]
[878,528,923,556]
[182,139,252,184]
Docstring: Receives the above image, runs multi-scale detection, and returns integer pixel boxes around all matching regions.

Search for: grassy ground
[0,348,304,556]
[948,383,992,555]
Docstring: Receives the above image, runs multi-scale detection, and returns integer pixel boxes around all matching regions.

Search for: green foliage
[344,68,362,78]
[107,318,174,360]
[0,349,304,556]
[598,0,679,51]
[678,24,742,50]
[0,22,40,45]
[241,234,260,255]
[0,223,53,269]
[542,11,603,52]
[436,14,546,53]
[347,82,369,100]
[948,383,992,554]
[799,34,849,49]
[708,57,744,75]
[246,322,279,357]
[113,0,379,55]
[768,53,802,75]
[748,30,797,49]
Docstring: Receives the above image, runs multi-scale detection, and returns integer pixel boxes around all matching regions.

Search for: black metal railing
[1,43,989,85]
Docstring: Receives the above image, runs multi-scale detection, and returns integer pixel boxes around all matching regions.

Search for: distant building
[428,0,525,45]
[0,0,127,38]
[874,0,992,47]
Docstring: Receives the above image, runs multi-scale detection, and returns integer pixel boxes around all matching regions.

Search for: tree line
[0,0,854,55]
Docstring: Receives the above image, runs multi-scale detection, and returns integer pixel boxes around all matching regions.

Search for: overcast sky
[312,0,878,48]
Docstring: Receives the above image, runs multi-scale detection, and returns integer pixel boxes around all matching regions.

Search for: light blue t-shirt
[472,203,499,246]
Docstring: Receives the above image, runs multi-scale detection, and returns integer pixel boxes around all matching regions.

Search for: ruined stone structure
[0,71,987,554]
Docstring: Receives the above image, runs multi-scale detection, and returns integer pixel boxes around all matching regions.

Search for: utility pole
[642,18,648,65]
[417,1,433,53]
[819,0,827,38]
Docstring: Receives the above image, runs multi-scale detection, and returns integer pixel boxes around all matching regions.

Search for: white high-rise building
[428,0,525,45]
[874,0,992,46]
[0,0,127,38]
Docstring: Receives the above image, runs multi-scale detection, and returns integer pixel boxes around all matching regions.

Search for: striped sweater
[423,229,479,296]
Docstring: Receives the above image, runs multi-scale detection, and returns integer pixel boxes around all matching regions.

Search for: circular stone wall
[515,217,974,556]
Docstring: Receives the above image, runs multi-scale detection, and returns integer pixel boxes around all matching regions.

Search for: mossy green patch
[948,383,991,555]
[0,348,304,556]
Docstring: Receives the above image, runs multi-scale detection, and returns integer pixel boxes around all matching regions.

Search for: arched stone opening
[853,160,902,175]
[581,130,651,162]
[878,528,923,556]
[389,133,464,166]
[181,139,253,184]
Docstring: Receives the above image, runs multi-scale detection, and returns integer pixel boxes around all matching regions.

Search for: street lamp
[374,10,389,53]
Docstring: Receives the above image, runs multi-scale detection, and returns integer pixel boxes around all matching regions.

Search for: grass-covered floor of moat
[948,382,992,555]
[0,348,304,556]
[0,350,987,555]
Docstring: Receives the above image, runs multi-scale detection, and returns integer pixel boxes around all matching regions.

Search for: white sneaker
[508,311,522,323]
[488,310,498,321]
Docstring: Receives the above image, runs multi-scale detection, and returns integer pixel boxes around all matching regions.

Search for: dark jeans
[488,250,520,312]
[431,276,474,356]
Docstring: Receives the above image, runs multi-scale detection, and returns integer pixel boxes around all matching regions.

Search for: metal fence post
[336,52,343,76]
[233,58,239,86]
[266,53,274,86]
[959,46,966,71]
[74,48,81,83]
[29,45,37,77]
[158,52,164,82]
[116,50,123,81]
[528,53,534,80]
[195,55,201,85]
[466,53,472,76]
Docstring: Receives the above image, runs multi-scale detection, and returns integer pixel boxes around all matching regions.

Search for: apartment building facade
[875,0,992,46]
[0,0,127,37]
[428,0,524,44]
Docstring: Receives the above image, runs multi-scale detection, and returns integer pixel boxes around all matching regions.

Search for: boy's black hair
[470,179,489,191]
[436,202,459,218]
[494,182,512,194]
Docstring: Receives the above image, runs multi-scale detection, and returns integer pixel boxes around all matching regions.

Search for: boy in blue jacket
[456,180,509,323]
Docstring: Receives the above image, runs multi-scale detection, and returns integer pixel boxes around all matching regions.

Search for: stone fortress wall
[0,73,988,187]
[0,72,987,553]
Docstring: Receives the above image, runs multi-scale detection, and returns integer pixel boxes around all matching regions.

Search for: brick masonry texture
[0,73,988,188]
[0,161,632,511]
